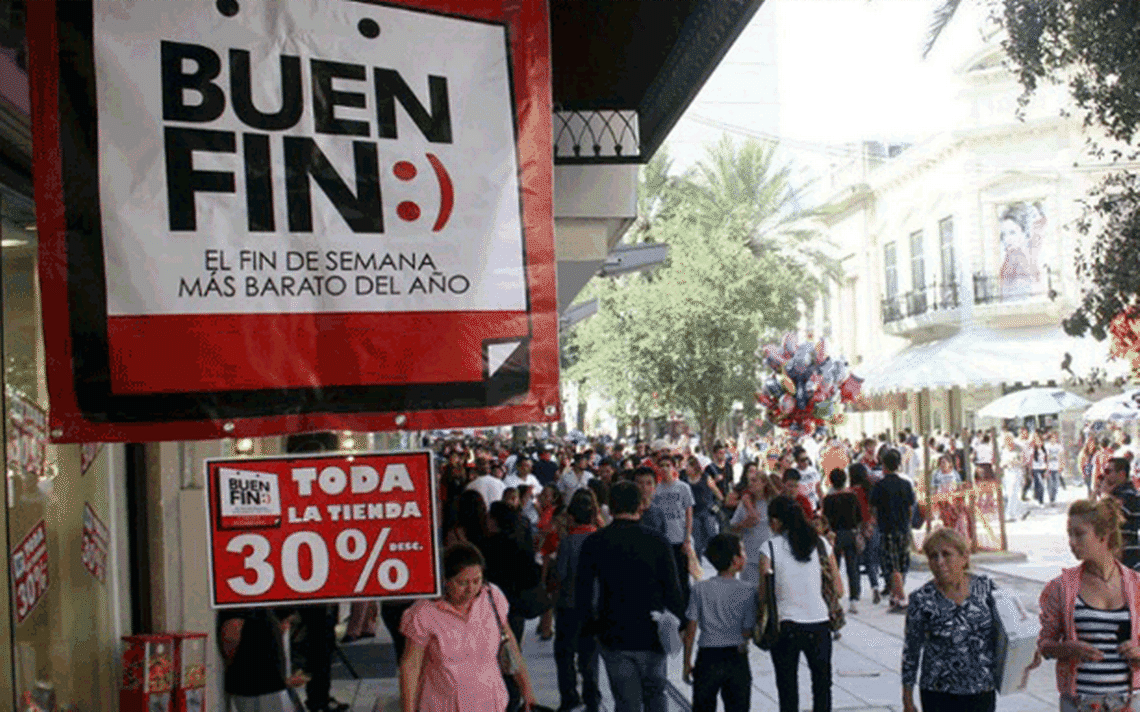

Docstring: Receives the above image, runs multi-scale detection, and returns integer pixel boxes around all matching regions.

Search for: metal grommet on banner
[358,18,380,38]
[394,414,407,427]
[222,422,235,433]
[51,428,63,439]
[544,405,557,416]
[216,0,239,18]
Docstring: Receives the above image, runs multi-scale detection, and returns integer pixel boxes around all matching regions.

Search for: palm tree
[686,135,841,288]
[922,0,963,58]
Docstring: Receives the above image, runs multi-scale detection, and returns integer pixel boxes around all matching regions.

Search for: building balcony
[972,266,1069,327]
[881,281,962,338]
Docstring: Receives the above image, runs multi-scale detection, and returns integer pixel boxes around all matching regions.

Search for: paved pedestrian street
[332,490,1083,711]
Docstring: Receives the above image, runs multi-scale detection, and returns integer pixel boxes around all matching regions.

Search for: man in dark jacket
[576,481,685,712]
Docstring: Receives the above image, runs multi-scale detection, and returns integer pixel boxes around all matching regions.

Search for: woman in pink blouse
[400,543,537,712]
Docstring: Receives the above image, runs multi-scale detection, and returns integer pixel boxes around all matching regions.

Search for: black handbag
[514,582,553,620]
[753,541,779,650]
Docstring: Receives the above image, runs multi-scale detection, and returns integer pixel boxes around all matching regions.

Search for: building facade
[812,37,1125,444]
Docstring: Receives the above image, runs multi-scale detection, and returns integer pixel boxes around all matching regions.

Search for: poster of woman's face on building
[997,200,1046,301]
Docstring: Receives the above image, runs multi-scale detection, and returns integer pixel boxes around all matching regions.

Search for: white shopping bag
[651,609,683,656]
[992,588,1040,695]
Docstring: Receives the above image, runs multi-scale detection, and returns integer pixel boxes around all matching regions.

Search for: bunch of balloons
[756,332,863,434]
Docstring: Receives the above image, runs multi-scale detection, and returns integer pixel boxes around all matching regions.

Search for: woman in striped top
[1039,498,1140,711]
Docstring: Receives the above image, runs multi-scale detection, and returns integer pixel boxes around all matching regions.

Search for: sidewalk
[329,493,1079,711]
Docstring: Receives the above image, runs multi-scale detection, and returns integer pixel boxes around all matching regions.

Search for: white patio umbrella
[1082,388,1140,422]
[976,387,1092,419]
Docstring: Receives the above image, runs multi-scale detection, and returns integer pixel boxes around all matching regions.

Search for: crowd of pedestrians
[390,430,944,712]
[219,424,1140,712]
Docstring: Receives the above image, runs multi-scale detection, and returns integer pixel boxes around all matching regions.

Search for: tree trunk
[699,412,718,454]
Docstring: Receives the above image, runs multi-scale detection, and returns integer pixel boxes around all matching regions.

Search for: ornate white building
[808,26,1126,442]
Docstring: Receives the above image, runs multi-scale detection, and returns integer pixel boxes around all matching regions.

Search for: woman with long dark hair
[1030,431,1048,505]
[731,461,779,586]
[445,489,489,549]
[759,495,837,712]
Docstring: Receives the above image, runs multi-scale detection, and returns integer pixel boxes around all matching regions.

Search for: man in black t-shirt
[218,607,306,709]
[822,468,863,612]
[534,445,560,488]
[868,448,915,612]
[703,444,732,524]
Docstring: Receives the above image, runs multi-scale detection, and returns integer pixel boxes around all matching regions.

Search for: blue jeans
[859,527,880,591]
[1032,468,1046,504]
[554,607,599,712]
[692,511,719,560]
[833,529,860,602]
[598,645,668,712]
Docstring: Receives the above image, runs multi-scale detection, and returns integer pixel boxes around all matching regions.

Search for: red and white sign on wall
[8,388,46,479]
[12,520,49,623]
[28,0,558,443]
[81,503,109,582]
[206,451,440,608]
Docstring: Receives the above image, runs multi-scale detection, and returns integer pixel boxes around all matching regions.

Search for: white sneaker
[848,602,858,614]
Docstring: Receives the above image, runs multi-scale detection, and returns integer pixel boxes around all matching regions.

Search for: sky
[664,0,971,173]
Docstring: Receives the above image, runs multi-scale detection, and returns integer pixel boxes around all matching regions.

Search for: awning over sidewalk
[861,325,1119,394]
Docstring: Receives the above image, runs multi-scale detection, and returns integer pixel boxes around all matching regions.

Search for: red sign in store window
[205,451,440,608]
[12,520,49,623]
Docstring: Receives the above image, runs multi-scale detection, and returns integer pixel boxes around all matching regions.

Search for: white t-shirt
[797,466,821,508]
[557,469,593,502]
[974,442,994,465]
[466,475,506,506]
[802,437,821,468]
[503,472,541,492]
[766,535,830,624]
[1045,442,1063,470]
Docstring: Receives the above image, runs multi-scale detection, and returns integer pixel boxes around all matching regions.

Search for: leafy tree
[565,138,836,446]
[925,1,1140,349]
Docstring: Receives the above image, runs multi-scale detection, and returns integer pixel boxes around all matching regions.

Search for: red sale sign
[12,520,49,623]
[205,451,440,608]
[82,503,109,582]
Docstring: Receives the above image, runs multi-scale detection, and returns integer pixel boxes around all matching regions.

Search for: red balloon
[839,375,864,402]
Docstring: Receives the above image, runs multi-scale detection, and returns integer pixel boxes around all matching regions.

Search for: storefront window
[2,189,122,710]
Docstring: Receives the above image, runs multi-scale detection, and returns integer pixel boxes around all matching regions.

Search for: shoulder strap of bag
[485,585,510,642]
[768,539,776,583]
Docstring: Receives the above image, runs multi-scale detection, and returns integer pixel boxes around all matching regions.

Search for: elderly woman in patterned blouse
[901,527,999,712]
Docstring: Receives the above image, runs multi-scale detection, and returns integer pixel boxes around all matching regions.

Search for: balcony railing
[973,265,1058,305]
[881,281,960,325]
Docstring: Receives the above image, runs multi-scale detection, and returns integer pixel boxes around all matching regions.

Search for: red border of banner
[28,0,559,442]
